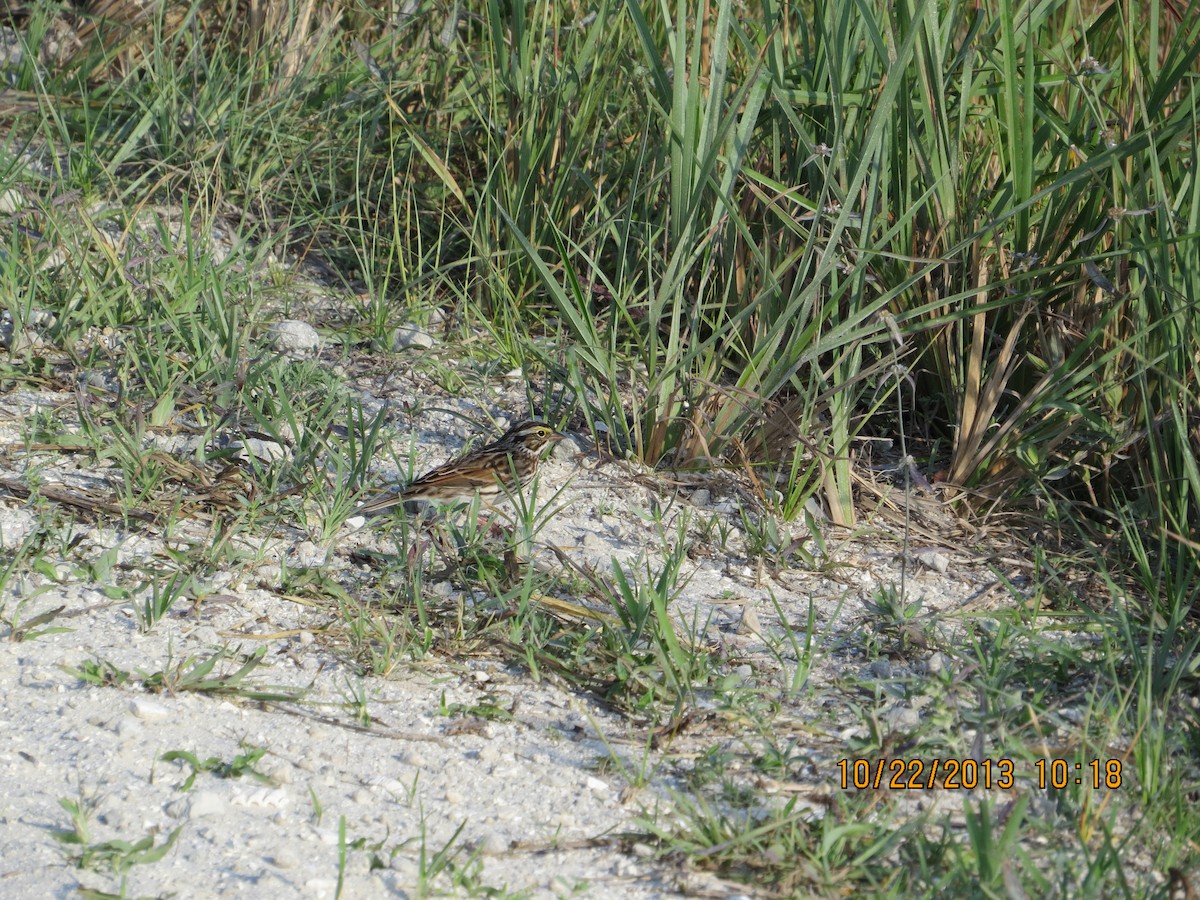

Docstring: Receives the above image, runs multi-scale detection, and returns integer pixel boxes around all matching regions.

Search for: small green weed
[160,744,274,792]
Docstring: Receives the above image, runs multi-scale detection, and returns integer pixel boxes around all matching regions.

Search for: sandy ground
[0,325,1003,898]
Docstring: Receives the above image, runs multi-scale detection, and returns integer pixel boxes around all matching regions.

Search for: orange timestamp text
[836,757,1124,791]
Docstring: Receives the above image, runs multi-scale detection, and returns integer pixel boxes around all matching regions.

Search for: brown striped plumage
[361,420,563,514]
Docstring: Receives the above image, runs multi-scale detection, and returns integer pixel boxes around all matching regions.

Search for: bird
[359,419,565,515]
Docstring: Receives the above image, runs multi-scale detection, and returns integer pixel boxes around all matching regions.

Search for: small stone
[129,698,170,721]
[870,659,893,679]
[269,320,321,357]
[0,187,25,213]
[28,309,57,328]
[926,652,950,675]
[915,550,950,574]
[691,488,711,507]
[553,436,581,459]
[478,831,509,855]
[444,789,463,805]
[0,319,34,352]
[230,438,289,464]
[291,541,327,568]
[584,776,608,794]
[391,326,434,351]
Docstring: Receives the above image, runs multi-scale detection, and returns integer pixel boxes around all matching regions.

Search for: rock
[0,186,24,213]
[926,652,950,675]
[291,541,327,568]
[915,549,951,574]
[691,488,711,507]
[391,326,434,351]
[129,698,170,721]
[0,316,33,353]
[552,436,580,459]
[229,438,289,464]
[269,320,321,358]
[28,309,57,328]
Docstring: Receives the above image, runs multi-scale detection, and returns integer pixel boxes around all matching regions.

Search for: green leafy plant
[160,744,274,792]
[53,795,182,885]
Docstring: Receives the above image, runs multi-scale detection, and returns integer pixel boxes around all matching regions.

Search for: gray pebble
[391,326,434,351]
[269,320,322,357]
[553,436,581,459]
[291,541,328,568]
[229,438,289,464]
[915,549,951,574]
